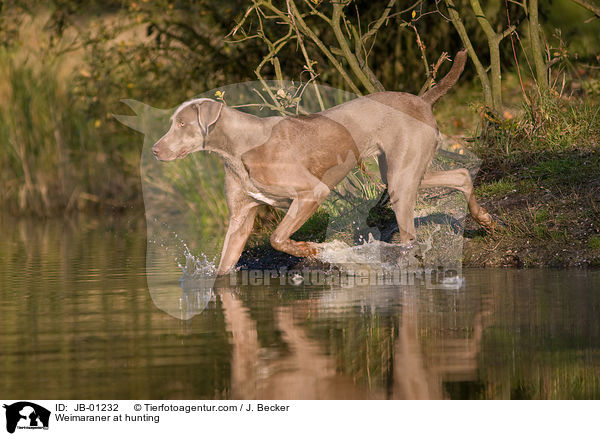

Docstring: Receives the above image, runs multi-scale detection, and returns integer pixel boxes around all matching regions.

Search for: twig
[331,2,378,93]
[287,0,326,110]
[410,23,430,89]
[418,51,449,95]
[571,0,600,17]
[351,26,385,91]
[363,0,399,55]
[286,0,363,94]
[505,0,528,104]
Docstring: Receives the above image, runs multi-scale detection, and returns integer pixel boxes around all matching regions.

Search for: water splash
[177,242,218,279]
[148,222,218,279]
[315,233,426,272]
[175,243,218,319]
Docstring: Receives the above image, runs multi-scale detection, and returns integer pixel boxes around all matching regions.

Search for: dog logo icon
[3,402,50,433]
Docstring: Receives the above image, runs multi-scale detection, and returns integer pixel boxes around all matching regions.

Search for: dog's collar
[195,109,208,149]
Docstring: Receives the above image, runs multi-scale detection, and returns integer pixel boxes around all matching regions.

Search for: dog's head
[152,98,223,161]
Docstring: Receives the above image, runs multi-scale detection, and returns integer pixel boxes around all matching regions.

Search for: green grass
[291,209,330,243]
[475,93,600,165]
[529,154,600,186]
[476,179,517,197]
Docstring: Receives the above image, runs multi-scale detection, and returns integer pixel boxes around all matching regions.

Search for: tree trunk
[445,0,494,108]
[529,0,548,91]
[469,0,504,113]
[489,36,503,111]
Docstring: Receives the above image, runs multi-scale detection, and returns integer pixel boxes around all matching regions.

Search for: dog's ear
[194,100,223,135]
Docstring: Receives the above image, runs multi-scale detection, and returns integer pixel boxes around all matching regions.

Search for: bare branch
[418,51,449,95]
[229,4,260,37]
[331,2,378,93]
[286,0,362,94]
[350,26,385,91]
[301,0,333,23]
[250,88,301,116]
[468,0,497,42]
[444,0,493,107]
[286,0,326,110]
[362,0,398,44]
[410,23,430,85]
[571,0,600,17]
[500,25,516,41]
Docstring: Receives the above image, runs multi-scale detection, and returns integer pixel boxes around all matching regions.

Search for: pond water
[1,214,599,400]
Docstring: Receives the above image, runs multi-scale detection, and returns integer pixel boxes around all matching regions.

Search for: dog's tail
[422,49,468,106]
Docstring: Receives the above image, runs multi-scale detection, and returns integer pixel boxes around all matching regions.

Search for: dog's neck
[212,106,281,155]
[203,106,281,184]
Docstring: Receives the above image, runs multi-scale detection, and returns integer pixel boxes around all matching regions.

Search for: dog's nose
[152,147,159,156]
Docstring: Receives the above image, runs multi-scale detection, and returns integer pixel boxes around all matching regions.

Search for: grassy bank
[462,95,600,268]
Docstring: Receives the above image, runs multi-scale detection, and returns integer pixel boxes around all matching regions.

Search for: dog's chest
[246,189,292,208]
[225,159,292,208]
[247,191,279,206]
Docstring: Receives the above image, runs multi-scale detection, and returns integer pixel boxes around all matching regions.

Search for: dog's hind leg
[372,153,391,207]
[270,188,329,257]
[384,141,435,244]
[420,169,495,229]
[387,172,421,244]
[377,154,389,187]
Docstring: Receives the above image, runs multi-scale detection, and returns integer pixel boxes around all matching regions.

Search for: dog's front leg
[217,204,258,276]
[217,169,261,276]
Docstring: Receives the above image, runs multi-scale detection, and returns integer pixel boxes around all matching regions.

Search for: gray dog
[152,50,494,275]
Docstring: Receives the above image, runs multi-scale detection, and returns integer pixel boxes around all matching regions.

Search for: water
[1,215,600,399]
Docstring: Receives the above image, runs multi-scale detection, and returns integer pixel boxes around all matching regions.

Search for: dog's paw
[476,207,504,231]
[297,241,319,257]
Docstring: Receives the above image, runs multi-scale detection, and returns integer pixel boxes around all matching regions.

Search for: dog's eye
[177,120,185,127]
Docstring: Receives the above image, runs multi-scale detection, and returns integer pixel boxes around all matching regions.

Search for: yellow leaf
[412,10,416,19]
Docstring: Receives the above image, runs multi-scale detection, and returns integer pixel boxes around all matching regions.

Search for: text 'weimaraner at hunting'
[152,50,495,275]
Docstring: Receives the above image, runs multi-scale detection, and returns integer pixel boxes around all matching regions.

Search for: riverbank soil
[462,149,599,267]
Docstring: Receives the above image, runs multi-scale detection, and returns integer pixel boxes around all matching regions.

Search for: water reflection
[148,277,215,320]
[214,279,490,400]
[221,289,373,399]
[1,215,600,399]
